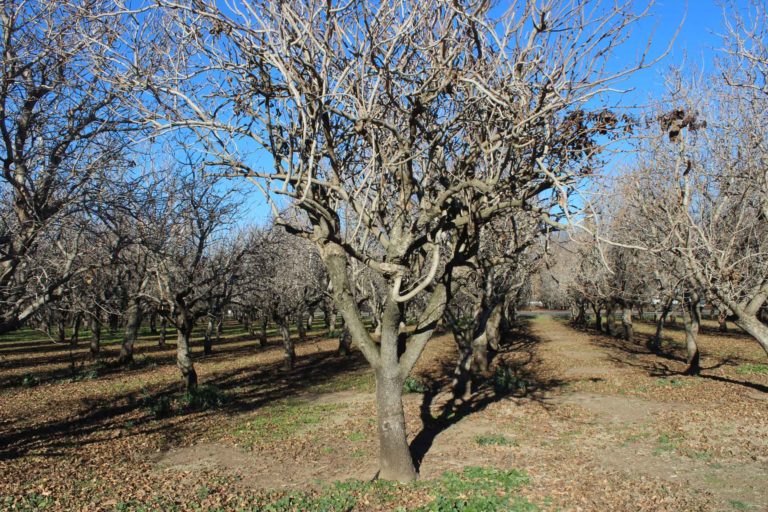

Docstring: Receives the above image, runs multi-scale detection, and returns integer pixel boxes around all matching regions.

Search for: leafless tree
[140,0,658,481]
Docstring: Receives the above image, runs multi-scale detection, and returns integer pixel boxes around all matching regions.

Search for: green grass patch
[654,377,689,387]
[653,432,684,455]
[474,433,519,447]
[736,363,768,375]
[728,499,753,510]
[233,400,345,447]
[312,371,375,393]
[416,466,536,512]
[347,431,366,442]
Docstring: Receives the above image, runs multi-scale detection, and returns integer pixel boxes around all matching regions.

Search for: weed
[346,431,366,442]
[493,363,528,395]
[417,466,535,512]
[474,433,518,447]
[653,432,683,455]
[21,373,39,388]
[233,401,344,447]
[736,363,768,375]
[728,499,752,510]
[403,376,428,394]
[179,385,229,411]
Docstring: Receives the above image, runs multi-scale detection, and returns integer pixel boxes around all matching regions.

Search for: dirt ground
[0,316,766,511]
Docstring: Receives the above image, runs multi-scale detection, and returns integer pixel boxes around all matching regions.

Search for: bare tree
[0,1,147,333]
[142,0,657,481]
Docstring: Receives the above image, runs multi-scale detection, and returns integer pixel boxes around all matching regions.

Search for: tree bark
[717,311,729,332]
[338,327,352,356]
[682,291,701,376]
[149,310,158,335]
[259,316,268,347]
[176,318,198,390]
[279,321,295,370]
[296,310,307,341]
[119,298,142,365]
[204,317,214,355]
[56,317,66,343]
[158,317,168,348]
[606,302,616,336]
[375,367,415,483]
[593,304,602,332]
[621,303,633,342]
[89,315,101,358]
[735,316,768,357]
[650,298,673,352]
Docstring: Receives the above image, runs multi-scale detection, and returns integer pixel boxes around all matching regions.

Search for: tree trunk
[682,292,701,376]
[259,317,268,347]
[717,311,729,332]
[108,312,119,335]
[621,304,633,342]
[593,305,602,332]
[158,317,168,348]
[735,316,768,357]
[89,315,101,358]
[70,313,82,345]
[606,303,616,336]
[296,311,307,341]
[149,310,158,335]
[176,318,198,390]
[306,310,314,330]
[375,367,415,483]
[203,317,214,355]
[279,321,295,370]
[574,302,586,326]
[338,327,352,356]
[119,298,142,365]
[57,317,66,343]
[650,298,672,352]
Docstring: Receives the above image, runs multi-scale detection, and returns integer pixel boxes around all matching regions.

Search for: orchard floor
[1,316,766,511]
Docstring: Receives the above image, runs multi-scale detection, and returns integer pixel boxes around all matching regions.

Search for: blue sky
[611,0,730,105]
[238,0,743,223]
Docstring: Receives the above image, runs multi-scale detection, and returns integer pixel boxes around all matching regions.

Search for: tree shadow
[409,320,565,472]
[580,325,764,393]
[0,341,369,461]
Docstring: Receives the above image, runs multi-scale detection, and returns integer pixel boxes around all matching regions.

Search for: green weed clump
[493,363,528,395]
[474,433,519,447]
[403,376,428,394]
[142,385,230,419]
[736,363,768,375]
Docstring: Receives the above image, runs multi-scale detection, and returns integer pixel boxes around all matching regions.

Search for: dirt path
[522,317,768,511]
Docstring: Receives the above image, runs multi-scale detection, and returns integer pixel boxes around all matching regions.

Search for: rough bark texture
[606,303,616,336]
[736,316,768,357]
[682,292,701,376]
[259,317,268,348]
[118,298,141,365]
[279,321,295,370]
[89,316,101,358]
[718,311,729,332]
[176,323,198,390]
[338,327,352,357]
[375,367,415,483]
[593,305,602,332]
[158,317,167,347]
[650,298,673,352]
[621,304,634,343]
[204,318,214,355]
